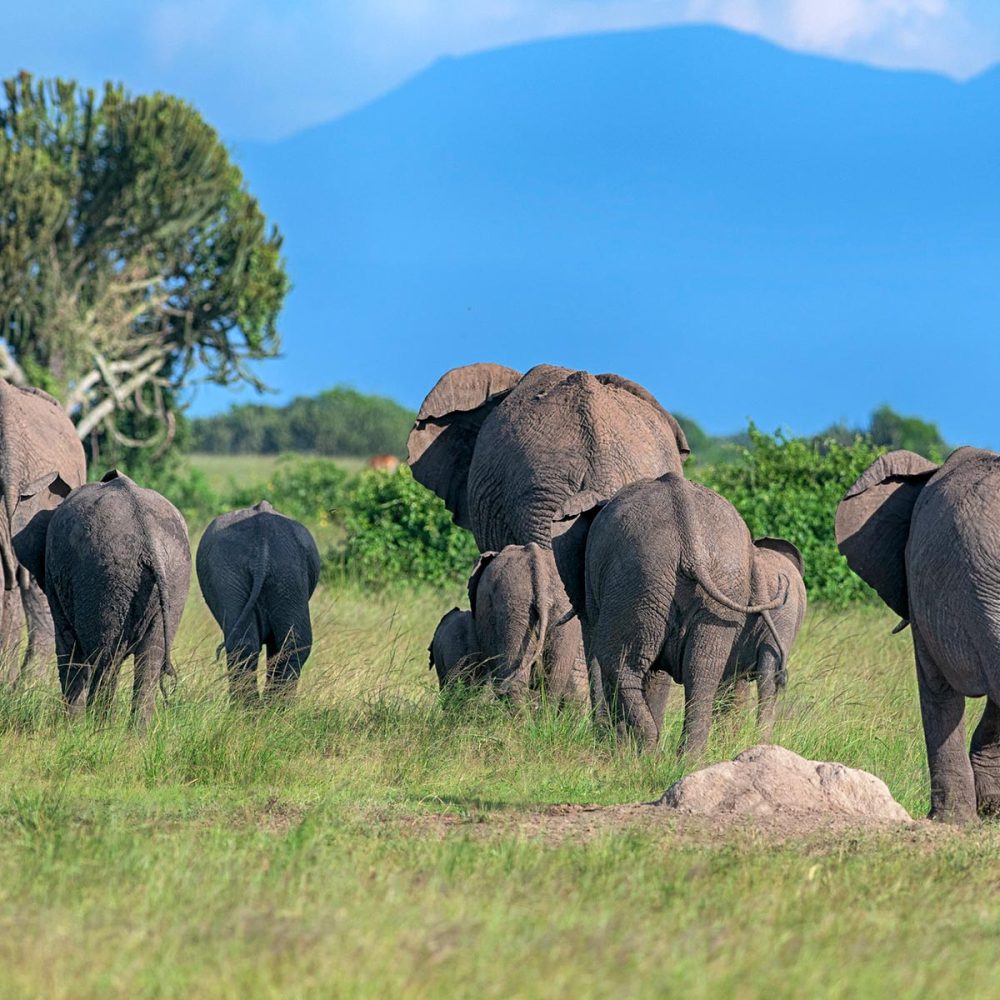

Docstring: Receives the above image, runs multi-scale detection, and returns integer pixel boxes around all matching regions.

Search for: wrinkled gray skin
[576,474,801,754]
[14,471,191,726]
[466,543,588,707]
[428,608,480,688]
[836,447,1000,823]
[197,501,321,705]
[408,364,689,578]
[0,380,87,683]
[722,544,808,734]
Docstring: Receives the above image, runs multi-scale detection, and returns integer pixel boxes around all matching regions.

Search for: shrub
[335,467,478,588]
[697,426,885,606]
[225,455,349,529]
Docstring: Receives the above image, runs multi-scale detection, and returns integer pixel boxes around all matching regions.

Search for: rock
[658,744,911,826]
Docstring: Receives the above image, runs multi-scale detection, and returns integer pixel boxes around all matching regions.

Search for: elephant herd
[3,366,1000,824]
[417,363,1000,824]
[0,380,320,723]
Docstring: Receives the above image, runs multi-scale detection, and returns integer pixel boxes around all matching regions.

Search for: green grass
[0,589,992,998]
[184,452,368,495]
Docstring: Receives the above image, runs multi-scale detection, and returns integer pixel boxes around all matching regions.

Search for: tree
[0,73,288,455]
[869,405,948,461]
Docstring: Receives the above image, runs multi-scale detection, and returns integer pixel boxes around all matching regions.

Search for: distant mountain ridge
[212,25,1000,447]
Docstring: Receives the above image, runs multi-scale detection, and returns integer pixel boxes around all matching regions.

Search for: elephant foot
[971,753,1000,818]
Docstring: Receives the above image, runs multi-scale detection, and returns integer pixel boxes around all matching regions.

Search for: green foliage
[0,72,288,457]
[335,467,478,588]
[674,413,749,468]
[699,425,885,605]
[225,456,350,528]
[869,404,948,461]
[189,386,414,458]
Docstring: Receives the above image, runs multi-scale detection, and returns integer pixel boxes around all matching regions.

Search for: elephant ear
[552,493,607,617]
[594,373,690,459]
[12,508,55,592]
[406,364,522,530]
[835,450,938,618]
[754,537,805,580]
[467,551,498,617]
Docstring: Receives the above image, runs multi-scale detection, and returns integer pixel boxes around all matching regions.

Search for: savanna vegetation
[0,585,990,997]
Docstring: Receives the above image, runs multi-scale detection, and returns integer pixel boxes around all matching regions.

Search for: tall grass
[0,585,985,998]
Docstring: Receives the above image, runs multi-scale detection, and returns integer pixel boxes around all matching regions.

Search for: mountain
[206,25,1000,446]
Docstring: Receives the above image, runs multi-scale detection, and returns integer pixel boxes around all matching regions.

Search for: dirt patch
[398,745,918,845]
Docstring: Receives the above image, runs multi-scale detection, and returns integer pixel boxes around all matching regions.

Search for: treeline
[189,387,414,457]
[677,404,949,466]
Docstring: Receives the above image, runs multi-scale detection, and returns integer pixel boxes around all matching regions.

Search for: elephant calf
[197,501,321,705]
[429,608,480,688]
[468,544,588,707]
[571,473,804,754]
[429,544,588,708]
[13,471,191,726]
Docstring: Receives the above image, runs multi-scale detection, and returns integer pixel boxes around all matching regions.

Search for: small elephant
[13,470,191,725]
[428,608,480,689]
[197,501,321,705]
[836,447,1000,822]
[467,543,588,707]
[570,473,801,754]
[721,539,807,734]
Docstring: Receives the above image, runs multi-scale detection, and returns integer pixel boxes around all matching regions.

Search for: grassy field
[185,453,368,495]
[0,587,995,998]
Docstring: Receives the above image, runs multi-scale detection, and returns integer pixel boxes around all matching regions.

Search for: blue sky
[6,1,1000,139]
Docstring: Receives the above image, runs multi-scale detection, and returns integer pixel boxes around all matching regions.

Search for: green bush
[224,455,349,529]
[334,467,478,588]
[697,426,885,606]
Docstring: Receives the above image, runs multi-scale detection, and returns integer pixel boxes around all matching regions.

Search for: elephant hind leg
[89,651,126,725]
[678,615,740,760]
[593,630,664,752]
[51,601,88,721]
[263,620,311,705]
[970,698,1000,817]
[226,625,262,707]
[914,628,976,823]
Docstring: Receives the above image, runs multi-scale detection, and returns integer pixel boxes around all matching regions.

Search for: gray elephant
[197,501,321,705]
[0,380,87,681]
[428,608,480,689]
[407,363,689,562]
[467,543,588,707]
[13,471,191,725]
[836,447,1000,823]
[571,473,802,754]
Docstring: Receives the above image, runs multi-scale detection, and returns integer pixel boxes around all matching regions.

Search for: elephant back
[468,365,689,551]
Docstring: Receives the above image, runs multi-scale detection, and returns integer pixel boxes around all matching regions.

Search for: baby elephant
[429,544,588,707]
[197,501,321,705]
[13,471,191,725]
[428,608,480,688]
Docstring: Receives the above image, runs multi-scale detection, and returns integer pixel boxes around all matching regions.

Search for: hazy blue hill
[224,26,1000,445]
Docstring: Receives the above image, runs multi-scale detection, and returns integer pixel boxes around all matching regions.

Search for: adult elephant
[836,447,1000,824]
[408,364,689,584]
[0,380,87,682]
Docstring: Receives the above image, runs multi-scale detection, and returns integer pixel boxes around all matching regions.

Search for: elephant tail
[686,564,789,616]
[225,537,269,656]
